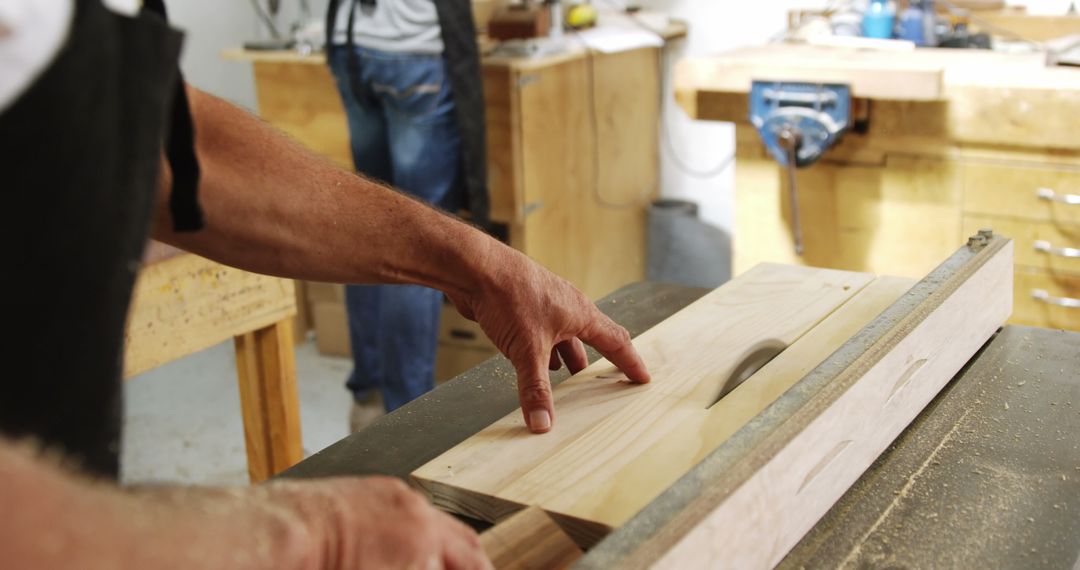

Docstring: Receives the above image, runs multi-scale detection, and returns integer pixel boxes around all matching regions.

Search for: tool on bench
[750,81,852,255]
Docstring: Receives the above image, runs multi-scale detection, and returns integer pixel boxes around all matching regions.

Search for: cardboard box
[313,301,351,357]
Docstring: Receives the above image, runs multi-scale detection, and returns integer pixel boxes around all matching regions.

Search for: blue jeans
[329,46,462,412]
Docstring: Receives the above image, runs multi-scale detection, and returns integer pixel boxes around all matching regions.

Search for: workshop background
[123,0,1079,488]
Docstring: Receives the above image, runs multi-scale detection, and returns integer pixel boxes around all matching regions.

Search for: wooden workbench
[675,43,1080,332]
[222,20,685,301]
[124,243,301,483]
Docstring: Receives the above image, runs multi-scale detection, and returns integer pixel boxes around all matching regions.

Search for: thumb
[513,354,555,434]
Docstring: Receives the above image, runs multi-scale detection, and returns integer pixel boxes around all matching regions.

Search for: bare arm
[0,437,487,569]
[153,87,650,433]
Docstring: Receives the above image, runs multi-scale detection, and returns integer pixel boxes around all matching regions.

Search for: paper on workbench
[575,25,662,53]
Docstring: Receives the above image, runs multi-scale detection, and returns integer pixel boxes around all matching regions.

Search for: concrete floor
[121,339,356,486]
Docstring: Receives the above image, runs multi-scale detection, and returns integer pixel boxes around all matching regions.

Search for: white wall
[166,0,328,111]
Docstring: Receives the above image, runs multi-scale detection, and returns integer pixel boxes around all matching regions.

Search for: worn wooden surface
[125,252,301,483]
[124,253,296,377]
[480,506,582,570]
[413,263,878,546]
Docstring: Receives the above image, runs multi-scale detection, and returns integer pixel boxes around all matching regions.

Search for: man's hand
[449,245,651,434]
[153,88,649,434]
[270,476,491,570]
[0,438,490,570]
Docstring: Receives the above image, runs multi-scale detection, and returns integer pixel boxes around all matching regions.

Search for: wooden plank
[235,318,304,483]
[674,45,948,101]
[480,506,582,570]
[124,253,296,378]
[557,276,915,536]
[580,235,1013,569]
[251,61,354,169]
[412,263,876,544]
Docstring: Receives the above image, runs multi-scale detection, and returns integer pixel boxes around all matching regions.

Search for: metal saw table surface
[281,282,1080,568]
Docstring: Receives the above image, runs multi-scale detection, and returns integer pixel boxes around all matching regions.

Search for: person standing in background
[325,0,488,428]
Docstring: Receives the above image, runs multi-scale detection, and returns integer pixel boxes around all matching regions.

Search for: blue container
[862,0,895,39]
[898,1,927,45]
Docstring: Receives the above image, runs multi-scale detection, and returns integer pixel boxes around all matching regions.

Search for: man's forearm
[0,438,316,570]
[153,86,502,301]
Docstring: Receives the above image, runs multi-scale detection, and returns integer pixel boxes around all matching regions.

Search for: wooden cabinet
[483,48,659,300]
[227,46,663,302]
[679,45,1080,332]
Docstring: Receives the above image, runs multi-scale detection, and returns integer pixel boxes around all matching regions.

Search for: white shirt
[0,0,138,114]
[333,0,443,55]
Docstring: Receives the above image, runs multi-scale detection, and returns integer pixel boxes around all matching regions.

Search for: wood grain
[251,61,353,169]
[512,48,658,300]
[733,147,963,279]
[235,319,304,483]
[124,253,296,378]
[561,275,914,535]
[480,506,582,570]
[962,161,1080,226]
[608,238,1013,569]
[674,44,948,101]
[1012,266,1080,331]
[413,263,875,545]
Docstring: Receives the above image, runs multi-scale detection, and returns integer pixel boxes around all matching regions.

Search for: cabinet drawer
[1011,268,1080,332]
[963,162,1080,225]
[963,216,1080,276]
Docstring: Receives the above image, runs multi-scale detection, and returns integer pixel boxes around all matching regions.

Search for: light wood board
[124,253,296,378]
[480,506,582,570]
[579,236,1013,569]
[413,263,882,545]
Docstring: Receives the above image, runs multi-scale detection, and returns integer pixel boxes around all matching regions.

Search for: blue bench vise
[749,81,852,254]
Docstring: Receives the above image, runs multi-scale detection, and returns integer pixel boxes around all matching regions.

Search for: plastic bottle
[862,0,896,39]
[898,0,927,45]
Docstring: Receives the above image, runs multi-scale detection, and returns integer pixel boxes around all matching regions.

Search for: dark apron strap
[142,0,205,232]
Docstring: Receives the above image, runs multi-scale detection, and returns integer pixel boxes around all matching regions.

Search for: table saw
[280,244,1079,568]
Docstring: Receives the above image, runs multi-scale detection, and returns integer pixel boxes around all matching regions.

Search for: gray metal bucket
[647,199,731,288]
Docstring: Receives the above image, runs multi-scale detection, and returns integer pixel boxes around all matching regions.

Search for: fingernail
[529,409,551,432]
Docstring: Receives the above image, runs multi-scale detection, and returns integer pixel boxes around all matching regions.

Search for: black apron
[326,0,490,228]
[0,0,200,478]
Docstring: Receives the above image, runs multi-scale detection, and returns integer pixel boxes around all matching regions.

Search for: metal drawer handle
[1031,289,1080,308]
[1036,187,1080,205]
[1033,240,1080,258]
